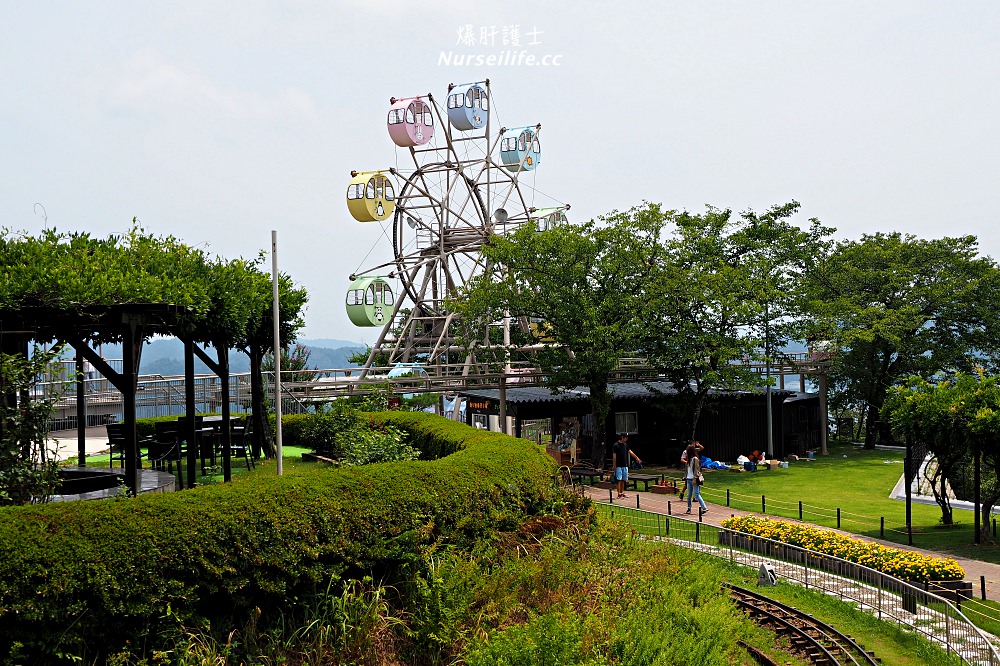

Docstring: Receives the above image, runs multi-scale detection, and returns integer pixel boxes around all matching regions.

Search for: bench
[569,467,604,485]
[651,479,680,495]
[627,473,661,492]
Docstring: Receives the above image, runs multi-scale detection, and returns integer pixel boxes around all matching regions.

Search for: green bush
[0,412,556,662]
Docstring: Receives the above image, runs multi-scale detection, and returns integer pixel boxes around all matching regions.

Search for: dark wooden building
[460,381,821,466]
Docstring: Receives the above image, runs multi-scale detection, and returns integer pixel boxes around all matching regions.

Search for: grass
[595,505,961,665]
[59,445,315,487]
[140,507,958,665]
[647,441,1000,563]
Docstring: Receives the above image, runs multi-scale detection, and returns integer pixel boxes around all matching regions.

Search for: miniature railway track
[737,639,780,665]
[727,584,880,666]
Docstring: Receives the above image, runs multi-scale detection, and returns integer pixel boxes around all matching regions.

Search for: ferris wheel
[345,80,568,377]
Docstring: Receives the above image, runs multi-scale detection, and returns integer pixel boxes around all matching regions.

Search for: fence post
[657,514,661,538]
[668,501,672,516]
[609,489,613,502]
[880,517,885,539]
[726,488,730,507]
[636,495,640,509]
[877,574,883,621]
[837,507,841,529]
[982,575,987,601]
[762,495,766,514]
[696,522,700,543]
[946,609,951,658]
[799,500,803,520]
[666,517,670,536]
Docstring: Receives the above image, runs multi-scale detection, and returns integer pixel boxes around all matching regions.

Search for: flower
[720,516,963,582]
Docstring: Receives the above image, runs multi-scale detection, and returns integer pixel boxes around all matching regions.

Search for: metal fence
[42,371,313,431]
[599,504,1000,666]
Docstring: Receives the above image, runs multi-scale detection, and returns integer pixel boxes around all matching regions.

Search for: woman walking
[684,441,708,515]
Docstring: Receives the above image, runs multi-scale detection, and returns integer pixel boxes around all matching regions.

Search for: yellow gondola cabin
[346,170,396,222]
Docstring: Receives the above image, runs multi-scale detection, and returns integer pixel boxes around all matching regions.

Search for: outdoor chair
[228,417,255,471]
[105,423,146,469]
[148,421,184,487]
[178,415,216,474]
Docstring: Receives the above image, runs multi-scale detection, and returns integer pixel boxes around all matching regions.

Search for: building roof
[460,381,797,405]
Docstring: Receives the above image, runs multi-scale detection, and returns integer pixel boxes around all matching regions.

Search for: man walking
[612,433,641,500]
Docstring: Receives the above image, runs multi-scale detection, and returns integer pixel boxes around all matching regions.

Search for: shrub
[0,345,64,506]
[721,515,965,582]
[0,412,556,661]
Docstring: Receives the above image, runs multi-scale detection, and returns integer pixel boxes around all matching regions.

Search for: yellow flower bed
[720,516,965,582]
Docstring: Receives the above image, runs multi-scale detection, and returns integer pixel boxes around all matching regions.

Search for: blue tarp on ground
[700,455,728,470]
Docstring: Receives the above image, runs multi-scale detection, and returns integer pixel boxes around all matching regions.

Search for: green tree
[0,345,66,505]
[0,226,309,463]
[641,202,831,440]
[239,269,308,458]
[884,371,1000,534]
[456,205,661,466]
[264,343,320,383]
[804,233,1000,448]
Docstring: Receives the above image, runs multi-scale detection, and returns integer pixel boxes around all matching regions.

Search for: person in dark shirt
[612,433,641,499]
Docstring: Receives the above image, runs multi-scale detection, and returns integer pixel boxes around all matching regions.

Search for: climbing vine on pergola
[0,224,307,494]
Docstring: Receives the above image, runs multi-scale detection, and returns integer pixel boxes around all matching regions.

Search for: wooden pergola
[0,303,239,495]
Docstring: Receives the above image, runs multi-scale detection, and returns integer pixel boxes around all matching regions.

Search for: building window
[472,414,488,429]
[615,411,638,435]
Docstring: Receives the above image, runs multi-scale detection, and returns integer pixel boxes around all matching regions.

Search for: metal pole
[765,304,774,458]
[498,310,511,434]
[271,230,283,476]
[905,434,913,546]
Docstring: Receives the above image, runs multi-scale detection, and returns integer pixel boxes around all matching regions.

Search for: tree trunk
[980,498,997,543]
[939,473,953,525]
[249,343,275,459]
[589,379,612,469]
[686,387,710,442]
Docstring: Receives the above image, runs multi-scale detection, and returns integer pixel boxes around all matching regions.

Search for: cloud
[108,49,318,123]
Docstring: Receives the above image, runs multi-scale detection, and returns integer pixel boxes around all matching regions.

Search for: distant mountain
[94,337,366,375]
[298,338,369,350]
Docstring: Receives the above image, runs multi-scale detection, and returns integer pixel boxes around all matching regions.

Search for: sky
[2,1,998,344]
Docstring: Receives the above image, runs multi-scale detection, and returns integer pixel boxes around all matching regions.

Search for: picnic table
[569,466,604,485]
[626,473,661,492]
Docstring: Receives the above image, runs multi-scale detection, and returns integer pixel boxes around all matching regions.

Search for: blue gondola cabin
[346,276,395,327]
[500,126,541,172]
[447,82,489,131]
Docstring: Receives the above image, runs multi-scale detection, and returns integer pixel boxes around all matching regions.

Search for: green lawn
[649,442,1000,563]
[61,445,315,486]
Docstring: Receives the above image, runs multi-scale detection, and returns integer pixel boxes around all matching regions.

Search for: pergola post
[184,337,197,488]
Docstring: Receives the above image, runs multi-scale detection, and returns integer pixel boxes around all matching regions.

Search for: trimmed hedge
[0,412,556,660]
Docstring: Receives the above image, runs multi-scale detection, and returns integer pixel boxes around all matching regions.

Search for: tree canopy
[802,232,1000,448]
[455,201,828,463]
[884,371,1000,537]
[0,224,309,457]
[0,225,306,351]
[456,206,660,464]
[641,201,831,439]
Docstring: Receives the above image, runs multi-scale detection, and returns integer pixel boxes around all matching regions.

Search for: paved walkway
[581,483,1000,601]
[49,426,112,461]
